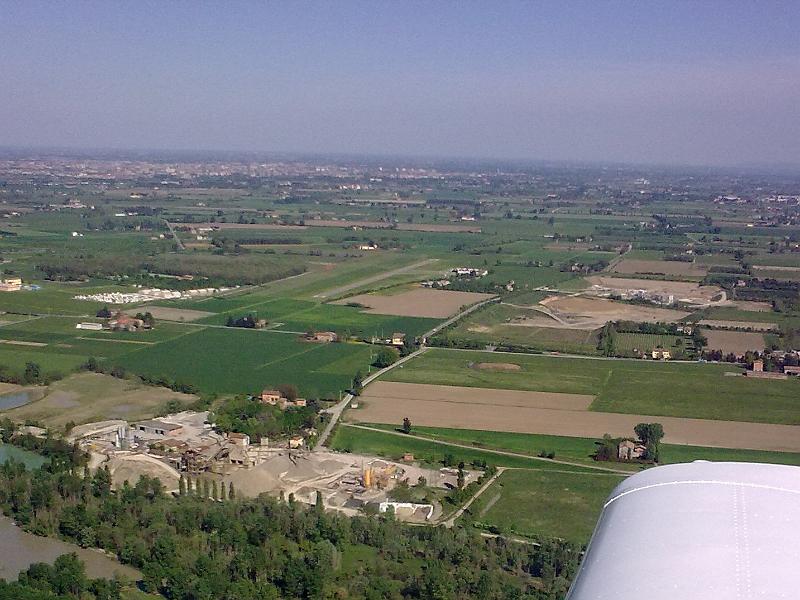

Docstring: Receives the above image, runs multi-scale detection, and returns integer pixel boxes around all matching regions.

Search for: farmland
[333,287,495,318]
[383,348,800,425]
[465,469,624,543]
[350,378,800,451]
[0,151,799,557]
[703,329,766,355]
[611,258,708,278]
[614,332,688,357]
[368,425,800,468]
[120,328,374,397]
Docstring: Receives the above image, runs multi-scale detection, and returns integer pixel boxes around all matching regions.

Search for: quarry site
[64,410,472,524]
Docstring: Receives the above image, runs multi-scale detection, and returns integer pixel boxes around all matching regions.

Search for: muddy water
[0,389,37,410]
[0,444,47,469]
[0,516,140,582]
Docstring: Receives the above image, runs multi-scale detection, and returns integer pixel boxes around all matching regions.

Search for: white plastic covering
[566,462,800,599]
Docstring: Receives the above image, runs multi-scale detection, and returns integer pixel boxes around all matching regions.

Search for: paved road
[314,347,430,449]
[315,294,501,450]
[163,219,186,251]
[421,296,500,341]
[313,258,439,299]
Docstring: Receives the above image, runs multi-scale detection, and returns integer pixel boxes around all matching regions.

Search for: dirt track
[336,288,495,318]
[353,381,800,452]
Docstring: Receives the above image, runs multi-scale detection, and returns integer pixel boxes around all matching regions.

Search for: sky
[1,1,799,167]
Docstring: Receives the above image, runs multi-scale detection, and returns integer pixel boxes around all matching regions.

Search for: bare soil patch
[306,219,481,233]
[473,362,521,372]
[538,296,689,329]
[728,301,773,312]
[335,288,494,318]
[703,330,766,355]
[107,454,180,491]
[175,222,307,230]
[586,276,723,305]
[753,265,800,272]
[359,381,594,412]
[612,259,708,277]
[131,306,215,322]
[353,382,800,452]
[699,320,777,332]
[0,340,47,347]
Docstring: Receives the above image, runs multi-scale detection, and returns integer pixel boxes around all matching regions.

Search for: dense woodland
[0,447,581,599]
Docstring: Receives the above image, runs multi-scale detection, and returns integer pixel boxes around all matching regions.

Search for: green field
[372,424,800,468]
[614,332,689,357]
[466,469,623,543]
[330,424,598,472]
[385,348,800,424]
[443,302,601,354]
[120,328,373,397]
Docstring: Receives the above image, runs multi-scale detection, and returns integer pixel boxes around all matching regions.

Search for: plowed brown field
[352,381,800,452]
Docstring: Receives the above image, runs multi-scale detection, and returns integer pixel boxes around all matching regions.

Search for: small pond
[0,389,39,410]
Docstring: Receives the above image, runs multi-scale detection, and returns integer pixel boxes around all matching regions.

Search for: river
[0,517,140,582]
[0,445,140,582]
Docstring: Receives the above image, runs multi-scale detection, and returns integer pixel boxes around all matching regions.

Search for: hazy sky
[2,1,799,166]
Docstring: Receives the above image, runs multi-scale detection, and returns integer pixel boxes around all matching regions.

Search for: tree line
[0,453,583,599]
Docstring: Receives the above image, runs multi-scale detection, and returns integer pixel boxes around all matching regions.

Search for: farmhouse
[0,277,22,292]
[745,360,788,380]
[618,439,647,461]
[108,312,145,332]
[308,331,338,343]
[392,332,406,346]
[651,349,671,360]
[260,389,283,404]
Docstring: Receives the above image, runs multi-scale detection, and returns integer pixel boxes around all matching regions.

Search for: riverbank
[0,516,140,582]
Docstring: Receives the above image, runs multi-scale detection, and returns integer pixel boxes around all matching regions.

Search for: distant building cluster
[74,286,231,304]
[451,267,488,277]
[0,277,22,292]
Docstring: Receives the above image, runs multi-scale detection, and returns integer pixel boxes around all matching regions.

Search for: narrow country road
[315,294,501,450]
[164,220,186,251]
[314,347,429,449]
[441,467,506,527]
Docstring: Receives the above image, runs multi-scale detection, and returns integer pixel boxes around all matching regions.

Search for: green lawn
[385,348,800,424]
[465,469,623,543]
